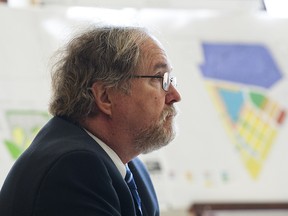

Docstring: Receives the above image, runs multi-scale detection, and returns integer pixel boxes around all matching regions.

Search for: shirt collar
[84,129,126,179]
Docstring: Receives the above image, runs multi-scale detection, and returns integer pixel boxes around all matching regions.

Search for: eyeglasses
[131,72,177,92]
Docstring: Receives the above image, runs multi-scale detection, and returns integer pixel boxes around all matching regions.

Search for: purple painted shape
[200,43,283,88]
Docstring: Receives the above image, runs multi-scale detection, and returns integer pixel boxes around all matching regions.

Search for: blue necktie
[125,165,143,216]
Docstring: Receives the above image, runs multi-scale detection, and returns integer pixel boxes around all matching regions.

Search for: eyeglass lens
[163,72,176,91]
[163,72,169,91]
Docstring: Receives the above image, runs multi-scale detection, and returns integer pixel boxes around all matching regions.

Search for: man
[0,25,181,216]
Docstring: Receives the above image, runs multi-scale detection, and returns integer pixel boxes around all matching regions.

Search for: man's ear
[90,82,112,116]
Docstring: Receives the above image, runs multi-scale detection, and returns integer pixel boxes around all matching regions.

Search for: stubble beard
[134,106,177,154]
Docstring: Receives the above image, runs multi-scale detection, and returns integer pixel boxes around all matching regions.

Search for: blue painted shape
[218,88,244,123]
[200,43,283,89]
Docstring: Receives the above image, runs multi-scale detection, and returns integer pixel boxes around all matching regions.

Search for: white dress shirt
[84,129,126,178]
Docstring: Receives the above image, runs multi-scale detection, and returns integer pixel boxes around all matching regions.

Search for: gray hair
[49,25,151,122]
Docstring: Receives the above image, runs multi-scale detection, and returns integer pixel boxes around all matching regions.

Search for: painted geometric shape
[208,83,286,180]
[236,104,277,179]
[3,110,50,160]
[200,43,283,88]
[218,88,244,123]
[249,92,267,109]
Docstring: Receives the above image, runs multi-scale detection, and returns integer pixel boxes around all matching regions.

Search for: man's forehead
[137,37,172,72]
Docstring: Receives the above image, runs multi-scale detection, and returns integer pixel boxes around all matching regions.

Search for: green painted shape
[4,140,23,159]
[249,92,267,109]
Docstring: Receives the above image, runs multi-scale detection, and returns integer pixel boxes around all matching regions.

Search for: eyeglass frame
[131,72,176,92]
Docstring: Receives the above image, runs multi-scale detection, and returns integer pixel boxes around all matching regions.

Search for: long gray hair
[49,25,151,122]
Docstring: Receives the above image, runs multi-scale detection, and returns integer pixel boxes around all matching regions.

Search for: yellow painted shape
[246,157,262,179]
[12,127,25,147]
[261,129,277,160]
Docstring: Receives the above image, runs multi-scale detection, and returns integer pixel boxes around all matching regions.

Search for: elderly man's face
[111,38,181,154]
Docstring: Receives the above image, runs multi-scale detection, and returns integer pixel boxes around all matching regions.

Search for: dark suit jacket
[0,116,159,216]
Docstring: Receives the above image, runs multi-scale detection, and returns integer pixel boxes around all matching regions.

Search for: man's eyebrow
[153,63,170,71]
